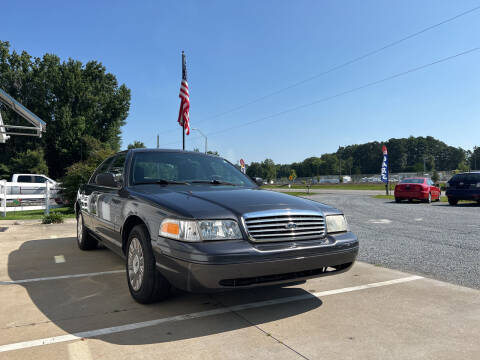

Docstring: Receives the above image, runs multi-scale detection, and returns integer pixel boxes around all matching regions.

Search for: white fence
[0,180,62,217]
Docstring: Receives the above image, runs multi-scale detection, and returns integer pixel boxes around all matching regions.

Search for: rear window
[17,176,32,183]
[449,174,465,184]
[465,173,480,183]
[400,178,424,184]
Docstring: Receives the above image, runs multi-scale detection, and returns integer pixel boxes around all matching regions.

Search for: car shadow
[432,202,480,207]
[7,237,322,346]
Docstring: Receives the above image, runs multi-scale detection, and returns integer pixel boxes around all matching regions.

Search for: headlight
[159,218,242,242]
[326,215,348,234]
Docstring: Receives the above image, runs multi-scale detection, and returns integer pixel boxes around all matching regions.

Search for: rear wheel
[426,192,432,204]
[408,198,413,203]
[448,198,458,206]
[76,213,98,250]
[395,197,401,203]
[126,224,171,304]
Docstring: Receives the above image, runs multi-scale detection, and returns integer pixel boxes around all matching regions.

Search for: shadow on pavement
[7,237,322,345]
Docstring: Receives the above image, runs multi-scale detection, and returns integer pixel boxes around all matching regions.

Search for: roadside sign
[240,158,246,174]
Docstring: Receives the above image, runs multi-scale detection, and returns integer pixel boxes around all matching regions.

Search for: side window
[108,153,127,187]
[34,176,48,183]
[18,176,32,183]
[89,157,115,184]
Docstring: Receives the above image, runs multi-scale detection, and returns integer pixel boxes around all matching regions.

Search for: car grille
[242,210,326,242]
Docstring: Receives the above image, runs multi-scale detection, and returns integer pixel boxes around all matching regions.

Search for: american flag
[178,52,190,135]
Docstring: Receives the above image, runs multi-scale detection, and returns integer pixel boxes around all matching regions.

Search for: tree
[262,159,276,181]
[0,41,131,179]
[61,137,114,205]
[127,141,146,149]
[10,149,48,175]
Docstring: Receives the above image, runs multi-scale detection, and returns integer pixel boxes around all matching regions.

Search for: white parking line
[0,270,125,285]
[0,275,423,353]
[368,219,392,224]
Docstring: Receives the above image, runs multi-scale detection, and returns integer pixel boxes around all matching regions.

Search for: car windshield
[131,151,255,187]
[400,178,424,184]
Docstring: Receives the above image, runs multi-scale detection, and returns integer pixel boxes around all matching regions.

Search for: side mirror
[252,177,264,186]
[96,173,117,187]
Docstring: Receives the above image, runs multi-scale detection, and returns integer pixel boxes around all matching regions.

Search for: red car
[394,177,441,203]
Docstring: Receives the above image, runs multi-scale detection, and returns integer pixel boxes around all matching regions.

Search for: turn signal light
[161,222,180,235]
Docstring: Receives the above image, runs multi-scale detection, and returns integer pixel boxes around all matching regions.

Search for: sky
[2,0,480,164]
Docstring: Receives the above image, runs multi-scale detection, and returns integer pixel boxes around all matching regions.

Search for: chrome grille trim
[242,210,326,242]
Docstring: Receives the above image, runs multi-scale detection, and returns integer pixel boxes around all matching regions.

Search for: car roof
[126,148,220,158]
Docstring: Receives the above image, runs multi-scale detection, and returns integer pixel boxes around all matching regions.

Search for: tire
[77,213,98,250]
[448,198,458,206]
[126,224,171,304]
[408,198,413,203]
[426,193,432,204]
[395,197,401,203]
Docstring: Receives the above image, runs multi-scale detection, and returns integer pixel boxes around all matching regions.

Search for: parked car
[12,173,57,185]
[394,177,441,203]
[8,173,63,204]
[445,172,480,205]
[75,149,359,303]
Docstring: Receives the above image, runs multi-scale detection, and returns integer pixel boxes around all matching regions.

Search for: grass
[0,207,75,220]
[262,183,388,191]
[284,192,317,197]
[372,195,477,204]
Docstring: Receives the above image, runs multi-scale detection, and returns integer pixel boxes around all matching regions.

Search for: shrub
[42,212,64,224]
[61,161,96,206]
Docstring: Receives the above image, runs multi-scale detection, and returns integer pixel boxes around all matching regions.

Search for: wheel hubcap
[128,238,144,291]
[77,217,83,243]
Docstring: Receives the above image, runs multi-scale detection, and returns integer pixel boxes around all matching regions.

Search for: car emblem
[285,222,297,230]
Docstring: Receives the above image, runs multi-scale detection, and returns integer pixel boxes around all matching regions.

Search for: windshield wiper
[191,180,238,186]
[134,179,190,185]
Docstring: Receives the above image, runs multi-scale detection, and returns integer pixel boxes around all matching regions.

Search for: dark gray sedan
[76,149,358,303]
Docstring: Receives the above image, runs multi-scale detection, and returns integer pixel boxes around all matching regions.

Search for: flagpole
[182,122,185,150]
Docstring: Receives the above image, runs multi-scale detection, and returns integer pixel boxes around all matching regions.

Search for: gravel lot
[307,192,480,289]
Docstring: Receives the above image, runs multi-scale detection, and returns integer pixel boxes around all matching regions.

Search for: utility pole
[156,134,159,149]
[191,128,207,153]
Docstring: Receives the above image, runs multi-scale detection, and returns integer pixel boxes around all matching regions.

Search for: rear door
[93,152,127,249]
[80,157,115,229]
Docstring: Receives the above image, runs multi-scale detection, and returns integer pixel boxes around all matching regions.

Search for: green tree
[61,137,114,205]
[0,41,130,179]
[127,141,146,149]
[262,159,276,181]
[10,149,48,175]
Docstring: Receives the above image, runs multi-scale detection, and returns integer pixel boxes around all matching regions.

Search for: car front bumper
[152,232,359,292]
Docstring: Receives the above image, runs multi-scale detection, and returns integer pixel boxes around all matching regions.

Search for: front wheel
[126,225,171,304]
[77,213,98,250]
[395,197,401,203]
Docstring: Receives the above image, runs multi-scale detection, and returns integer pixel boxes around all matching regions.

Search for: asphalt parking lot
[305,191,480,289]
[0,198,479,359]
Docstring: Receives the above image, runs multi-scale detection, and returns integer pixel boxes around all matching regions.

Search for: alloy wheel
[128,238,145,291]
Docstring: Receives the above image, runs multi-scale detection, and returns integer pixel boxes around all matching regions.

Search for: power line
[159,46,479,146]
[156,4,480,137]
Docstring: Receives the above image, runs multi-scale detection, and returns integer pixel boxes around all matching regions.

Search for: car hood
[130,186,339,219]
